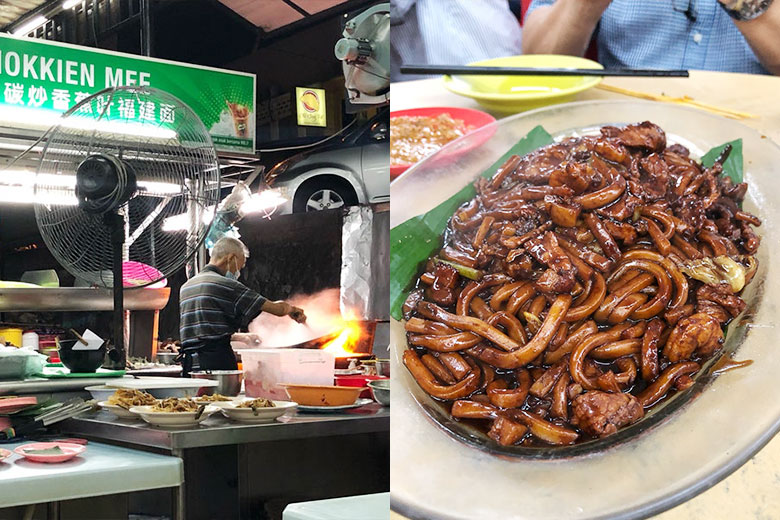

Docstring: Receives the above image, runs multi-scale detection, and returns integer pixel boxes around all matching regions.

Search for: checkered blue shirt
[527,0,769,74]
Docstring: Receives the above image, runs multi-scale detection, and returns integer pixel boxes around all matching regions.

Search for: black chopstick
[401,64,689,78]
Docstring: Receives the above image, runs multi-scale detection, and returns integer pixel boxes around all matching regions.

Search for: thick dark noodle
[402,121,761,446]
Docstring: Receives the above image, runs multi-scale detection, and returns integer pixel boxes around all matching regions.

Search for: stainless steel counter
[0,287,170,311]
[61,405,390,450]
[0,377,126,395]
[59,404,390,520]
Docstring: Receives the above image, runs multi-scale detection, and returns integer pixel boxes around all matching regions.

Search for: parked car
[264,108,389,214]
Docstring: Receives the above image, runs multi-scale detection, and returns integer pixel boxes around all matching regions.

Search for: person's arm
[719,0,780,75]
[261,300,307,323]
[522,0,612,56]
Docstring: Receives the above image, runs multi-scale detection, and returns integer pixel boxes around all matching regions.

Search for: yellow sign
[296,87,327,127]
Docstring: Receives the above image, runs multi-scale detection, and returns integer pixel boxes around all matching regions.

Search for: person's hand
[287,305,307,324]
[231,333,262,346]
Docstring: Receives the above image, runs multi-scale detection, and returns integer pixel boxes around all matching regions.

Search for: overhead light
[161,205,216,232]
[0,105,177,140]
[62,0,82,8]
[0,170,183,197]
[0,185,77,206]
[12,16,48,36]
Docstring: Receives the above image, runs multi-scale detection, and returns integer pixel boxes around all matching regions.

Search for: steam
[248,288,345,348]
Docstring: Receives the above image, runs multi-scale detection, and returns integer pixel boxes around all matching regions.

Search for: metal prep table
[60,404,390,520]
[0,378,127,396]
[0,439,182,519]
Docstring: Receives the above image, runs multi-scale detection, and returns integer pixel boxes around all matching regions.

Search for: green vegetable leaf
[390,125,554,320]
[701,138,743,185]
[23,446,64,455]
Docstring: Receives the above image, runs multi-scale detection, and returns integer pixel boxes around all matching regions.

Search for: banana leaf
[389,126,744,321]
[701,139,743,185]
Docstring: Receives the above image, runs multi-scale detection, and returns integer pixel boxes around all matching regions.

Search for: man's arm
[261,300,307,323]
[522,0,612,56]
[720,0,780,75]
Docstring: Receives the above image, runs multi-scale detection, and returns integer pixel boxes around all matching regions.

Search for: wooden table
[391,70,780,143]
[390,70,780,520]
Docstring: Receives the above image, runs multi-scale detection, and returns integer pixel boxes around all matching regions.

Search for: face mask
[225,257,240,280]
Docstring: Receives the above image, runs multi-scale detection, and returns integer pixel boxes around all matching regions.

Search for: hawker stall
[0,4,389,518]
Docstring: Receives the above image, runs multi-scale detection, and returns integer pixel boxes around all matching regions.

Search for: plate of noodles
[130,398,218,428]
[98,388,159,419]
[220,398,297,423]
[390,100,780,519]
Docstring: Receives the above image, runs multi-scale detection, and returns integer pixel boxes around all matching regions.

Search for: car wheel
[293,178,358,213]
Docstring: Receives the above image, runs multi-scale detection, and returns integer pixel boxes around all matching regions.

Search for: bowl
[190,370,243,396]
[220,399,297,423]
[156,352,178,365]
[390,100,780,519]
[367,379,389,406]
[375,359,390,377]
[85,385,116,402]
[58,340,106,373]
[390,106,496,179]
[129,404,218,428]
[442,54,603,113]
[281,384,364,407]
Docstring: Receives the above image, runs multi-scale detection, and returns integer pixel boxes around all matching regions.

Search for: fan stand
[104,211,126,370]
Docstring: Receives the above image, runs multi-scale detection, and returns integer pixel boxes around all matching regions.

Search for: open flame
[322,320,363,358]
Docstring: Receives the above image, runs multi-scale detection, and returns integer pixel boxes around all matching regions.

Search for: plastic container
[0,347,47,379]
[0,328,24,347]
[335,374,386,398]
[22,331,39,350]
[242,349,335,400]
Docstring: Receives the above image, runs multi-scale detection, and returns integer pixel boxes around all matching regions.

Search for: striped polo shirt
[179,265,267,348]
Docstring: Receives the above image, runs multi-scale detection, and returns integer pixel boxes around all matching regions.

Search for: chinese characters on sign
[1,81,178,125]
[0,33,255,153]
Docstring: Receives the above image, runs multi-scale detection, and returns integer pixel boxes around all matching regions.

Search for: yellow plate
[442,55,604,113]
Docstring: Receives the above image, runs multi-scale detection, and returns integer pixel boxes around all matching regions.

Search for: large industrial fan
[33,86,221,369]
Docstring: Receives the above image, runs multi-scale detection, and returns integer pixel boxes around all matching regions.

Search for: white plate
[391,100,780,520]
[97,401,140,419]
[220,400,297,423]
[129,404,218,428]
[107,377,218,398]
[296,398,373,413]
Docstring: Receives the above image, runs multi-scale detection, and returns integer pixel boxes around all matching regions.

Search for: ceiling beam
[279,0,310,17]
[256,0,375,48]
[2,0,61,32]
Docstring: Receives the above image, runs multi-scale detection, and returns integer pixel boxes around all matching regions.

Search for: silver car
[265,108,389,214]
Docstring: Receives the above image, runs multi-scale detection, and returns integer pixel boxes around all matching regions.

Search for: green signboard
[0,32,256,154]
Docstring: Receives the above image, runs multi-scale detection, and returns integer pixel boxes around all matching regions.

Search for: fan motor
[75,154,138,214]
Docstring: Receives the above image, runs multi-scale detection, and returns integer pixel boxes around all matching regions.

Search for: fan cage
[34,86,222,289]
